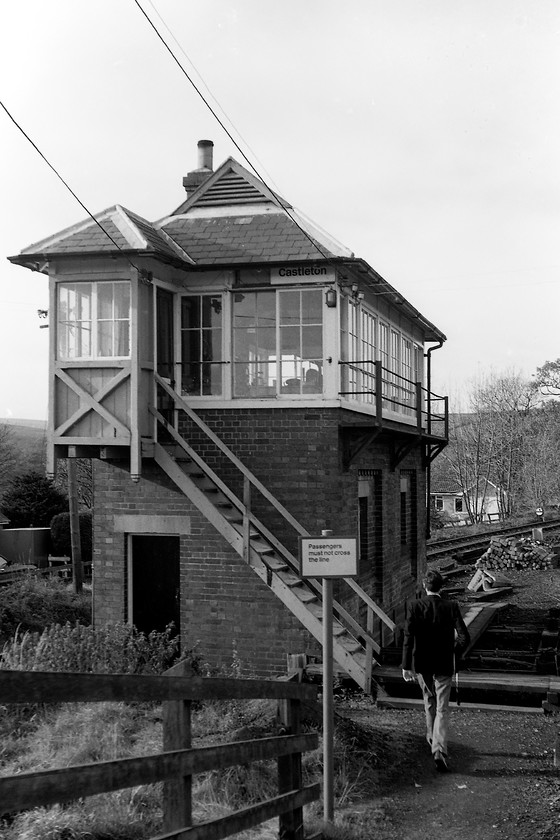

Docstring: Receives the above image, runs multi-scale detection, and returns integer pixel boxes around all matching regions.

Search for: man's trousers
[417,673,453,756]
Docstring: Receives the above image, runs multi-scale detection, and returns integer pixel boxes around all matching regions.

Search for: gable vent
[196,171,270,206]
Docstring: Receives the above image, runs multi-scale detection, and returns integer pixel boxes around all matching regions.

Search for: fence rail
[0,669,319,840]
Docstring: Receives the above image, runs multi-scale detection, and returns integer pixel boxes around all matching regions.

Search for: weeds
[0,576,91,643]
[0,621,200,675]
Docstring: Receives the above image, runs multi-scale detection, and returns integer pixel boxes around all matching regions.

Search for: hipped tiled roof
[9,205,188,265]
[158,212,337,265]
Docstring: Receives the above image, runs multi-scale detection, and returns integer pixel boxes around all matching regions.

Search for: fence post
[163,662,192,832]
[278,697,304,840]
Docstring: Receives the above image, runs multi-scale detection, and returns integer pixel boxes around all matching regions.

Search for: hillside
[0,419,47,488]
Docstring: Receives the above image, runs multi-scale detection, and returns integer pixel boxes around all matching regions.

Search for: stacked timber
[478,537,556,571]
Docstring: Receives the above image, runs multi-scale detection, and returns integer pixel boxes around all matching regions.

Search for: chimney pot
[197,139,214,171]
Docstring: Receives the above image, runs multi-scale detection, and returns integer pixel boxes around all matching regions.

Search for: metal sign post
[299,531,358,826]
[322,572,334,823]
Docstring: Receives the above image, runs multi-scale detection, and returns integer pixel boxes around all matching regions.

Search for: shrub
[0,576,91,643]
[1,471,68,528]
[50,510,93,561]
[0,621,200,675]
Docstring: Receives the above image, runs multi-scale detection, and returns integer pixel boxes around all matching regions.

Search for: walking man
[401,569,470,771]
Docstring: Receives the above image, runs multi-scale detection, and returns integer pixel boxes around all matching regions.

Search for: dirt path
[337,705,560,840]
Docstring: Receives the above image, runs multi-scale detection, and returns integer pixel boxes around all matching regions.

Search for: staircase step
[295,590,318,604]
[337,640,364,654]
[250,539,276,554]
[220,509,243,523]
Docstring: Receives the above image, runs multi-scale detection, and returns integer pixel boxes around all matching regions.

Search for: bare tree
[518,401,560,511]
[54,459,93,509]
[444,412,496,523]
[444,371,540,521]
[470,370,538,518]
[0,423,17,495]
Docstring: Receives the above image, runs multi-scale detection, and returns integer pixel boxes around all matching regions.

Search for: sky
[1,0,559,420]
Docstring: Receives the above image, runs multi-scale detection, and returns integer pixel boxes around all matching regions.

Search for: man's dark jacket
[401,594,470,676]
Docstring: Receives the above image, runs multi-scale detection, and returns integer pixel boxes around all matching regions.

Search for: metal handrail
[339,359,448,435]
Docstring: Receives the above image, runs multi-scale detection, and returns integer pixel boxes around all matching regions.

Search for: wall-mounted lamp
[325,288,337,308]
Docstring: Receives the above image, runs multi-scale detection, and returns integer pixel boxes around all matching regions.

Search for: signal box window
[181,295,223,396]
[233,288,323,397]
[57,281,130,360]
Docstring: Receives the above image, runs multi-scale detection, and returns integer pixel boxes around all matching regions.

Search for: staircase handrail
[151,409,384,653]
[153,374,396,635]
[155,374,307,536]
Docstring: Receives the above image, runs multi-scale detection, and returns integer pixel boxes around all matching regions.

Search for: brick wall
[92,407,427,678]
[92,459,321,678]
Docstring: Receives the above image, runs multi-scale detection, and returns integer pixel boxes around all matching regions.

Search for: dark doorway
[130,535,180,635]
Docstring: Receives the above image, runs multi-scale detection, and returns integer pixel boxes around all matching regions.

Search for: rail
[154,373,396,678]
[427,517,560,559]
[338,359,448,438]
[0,669,319,840]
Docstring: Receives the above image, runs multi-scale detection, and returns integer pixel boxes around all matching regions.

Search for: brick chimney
[182,140,214,197]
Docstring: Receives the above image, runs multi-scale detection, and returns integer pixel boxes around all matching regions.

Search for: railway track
[427,517,560,560]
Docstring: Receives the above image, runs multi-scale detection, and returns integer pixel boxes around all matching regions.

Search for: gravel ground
[330,566,560,839]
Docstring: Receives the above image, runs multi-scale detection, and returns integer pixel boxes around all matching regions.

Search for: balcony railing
[339,359,448,439]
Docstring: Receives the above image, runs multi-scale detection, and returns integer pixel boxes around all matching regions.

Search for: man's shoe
[434,750,448,772]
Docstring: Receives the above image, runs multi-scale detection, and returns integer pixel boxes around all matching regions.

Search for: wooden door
[130,535,180,635]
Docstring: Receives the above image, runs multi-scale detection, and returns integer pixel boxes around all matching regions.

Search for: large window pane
[97,321,113,357]
[279,291,300,325]
[97,283,114,320]
[256,292,276,326]
[114,284,130,319]
[302,325,322,359]
[233,292,256,327]
[280,325,300,356]
[302,290,322,323]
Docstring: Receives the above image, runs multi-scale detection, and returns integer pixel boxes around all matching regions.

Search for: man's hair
[423,569,444,593]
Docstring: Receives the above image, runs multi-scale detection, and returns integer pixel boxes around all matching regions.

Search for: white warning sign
[299,537,358,578]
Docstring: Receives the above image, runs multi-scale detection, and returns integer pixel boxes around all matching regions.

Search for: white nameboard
[271,266,335,285]
[299,536,358,578]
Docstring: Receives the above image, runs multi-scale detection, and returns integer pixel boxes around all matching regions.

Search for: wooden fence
[0,669,320,840]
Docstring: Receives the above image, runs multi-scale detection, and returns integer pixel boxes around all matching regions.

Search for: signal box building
[10,141,448,689]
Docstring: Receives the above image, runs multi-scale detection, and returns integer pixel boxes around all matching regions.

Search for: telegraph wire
[0,99,140,273]
[144,0,272,185]
[133,0,333,263]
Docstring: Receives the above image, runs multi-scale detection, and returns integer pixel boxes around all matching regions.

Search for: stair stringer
[153,443,244,555]
[153,442,370,691]
[252,565,369,690]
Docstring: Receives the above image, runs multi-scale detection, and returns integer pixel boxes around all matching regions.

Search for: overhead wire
[0,99,141,274]
[144,0,274,189]
[132,0,334,263]
[132,2,449,308]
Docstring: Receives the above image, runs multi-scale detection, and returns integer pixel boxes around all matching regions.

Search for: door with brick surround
[129,535,180,635]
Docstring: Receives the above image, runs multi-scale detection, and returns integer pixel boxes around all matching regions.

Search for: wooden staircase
[149,375,396,692]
